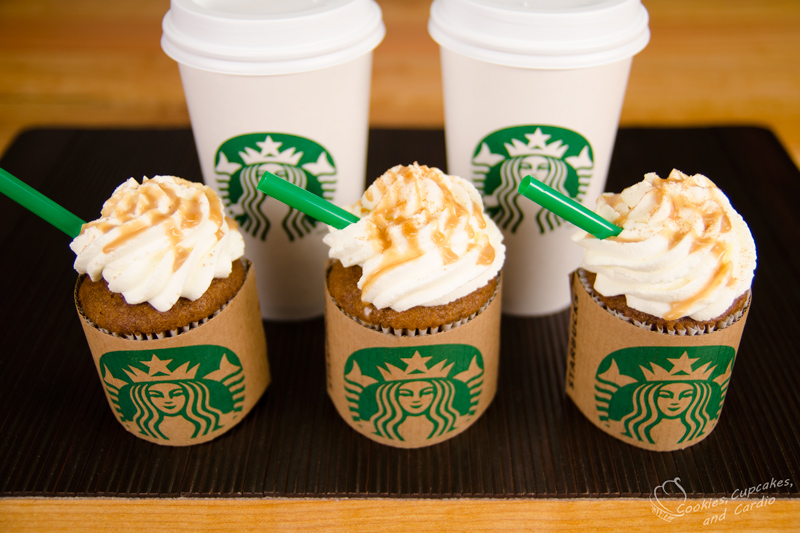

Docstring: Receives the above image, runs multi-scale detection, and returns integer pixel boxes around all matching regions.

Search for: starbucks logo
[214,133,336,241]
[595,346,735,447]
[343,345,484,443]
[99,346,245,442]
[472,126,593,234]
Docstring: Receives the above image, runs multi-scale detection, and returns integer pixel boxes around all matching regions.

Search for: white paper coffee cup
[429,0,649,316]
[162,0,384,320]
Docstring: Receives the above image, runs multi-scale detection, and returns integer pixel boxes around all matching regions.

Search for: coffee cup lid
[429,0,649,69]
[162,0,385,75]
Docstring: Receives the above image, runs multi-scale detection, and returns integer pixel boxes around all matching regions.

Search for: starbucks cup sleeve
[324,266,502,449]
[566,271,751,452]
[75,260,270,446]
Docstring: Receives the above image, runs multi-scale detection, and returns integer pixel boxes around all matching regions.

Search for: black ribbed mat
[0,127,798,498]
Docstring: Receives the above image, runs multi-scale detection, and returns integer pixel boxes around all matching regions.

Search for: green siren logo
[472,125,593,234]
[99,346,245,441]
[344,345,484,443]
[595,346,735,447]
[214,133,336,241]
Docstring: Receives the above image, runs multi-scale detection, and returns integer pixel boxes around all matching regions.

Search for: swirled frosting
[70,175,245,312]
[323,163,505,311]
[572,169,756,321]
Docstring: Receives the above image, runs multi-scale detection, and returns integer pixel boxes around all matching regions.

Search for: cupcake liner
[77,304,227,341]
[324,268,502,449]
[75,260,270,446]
[566,270,751,452]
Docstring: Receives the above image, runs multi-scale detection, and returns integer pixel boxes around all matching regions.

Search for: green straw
[257,171,360,229]
[518,175,622,239]
[0,167,85,238]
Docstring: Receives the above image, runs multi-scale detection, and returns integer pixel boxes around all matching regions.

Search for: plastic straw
[518,175,622,239]
[0,167,85,238]
[257,171,359,229]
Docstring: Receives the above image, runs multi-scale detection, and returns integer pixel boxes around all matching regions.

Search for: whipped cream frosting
[71,175,245,312]
[572,169,756,321]
[324,163,505,311]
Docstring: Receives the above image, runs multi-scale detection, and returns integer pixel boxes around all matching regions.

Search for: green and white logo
[595,346,735,447]
[472,125,594,234]
[343,345,484,443]
[99,346,245,441]
[214,133,336,241]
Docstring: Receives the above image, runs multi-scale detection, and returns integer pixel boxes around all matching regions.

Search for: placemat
[0,126,797,498]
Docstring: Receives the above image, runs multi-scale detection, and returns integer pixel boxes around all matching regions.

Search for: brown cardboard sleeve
[566,271,750,452]
[75,261,270,446]
[324,274,502,449]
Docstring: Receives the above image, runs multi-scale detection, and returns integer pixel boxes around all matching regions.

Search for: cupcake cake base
[327,260,499,334]
[77,259,247,339]
[566,270,751,452]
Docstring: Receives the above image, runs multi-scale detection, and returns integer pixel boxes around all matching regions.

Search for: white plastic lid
[162,0,385,75]
[429,0,649,69]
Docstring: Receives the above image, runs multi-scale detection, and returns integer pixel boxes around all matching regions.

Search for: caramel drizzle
[87,178,225,273]
[605,175,735,319]
[665,243,730,321]
[360,165,496,295]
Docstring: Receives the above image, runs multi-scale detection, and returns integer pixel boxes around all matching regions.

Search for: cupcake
[72,175,270,446]
[566,169,756,451]
[322,163,505,448]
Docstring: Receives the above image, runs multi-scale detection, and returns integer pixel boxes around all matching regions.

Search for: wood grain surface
[2,498,799,532]
[0,0,798,164]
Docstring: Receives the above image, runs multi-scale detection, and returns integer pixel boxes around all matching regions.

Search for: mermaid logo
[343,346,484,443]
[471,125,593,234]
[214,133,336,241]
[98,346,245,442]
[595,346,735,447]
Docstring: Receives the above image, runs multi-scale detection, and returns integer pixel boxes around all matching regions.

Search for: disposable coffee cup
[162,0,385,320]
[429,0,649,316]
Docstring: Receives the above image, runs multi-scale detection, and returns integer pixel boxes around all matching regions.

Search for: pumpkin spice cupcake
[71,175,269,446]
[322,163,505,448]
[566,169,756,451]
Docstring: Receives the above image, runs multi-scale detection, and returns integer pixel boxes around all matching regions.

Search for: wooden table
[1,1,799,532]
[0,0,798,165]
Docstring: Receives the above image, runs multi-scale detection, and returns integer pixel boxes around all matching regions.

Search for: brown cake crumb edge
[76,259,248,337]
[326,260,498,332]
[580,268,750,333]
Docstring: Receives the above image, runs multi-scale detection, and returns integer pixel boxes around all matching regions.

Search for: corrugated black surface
[0,126,798,498]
